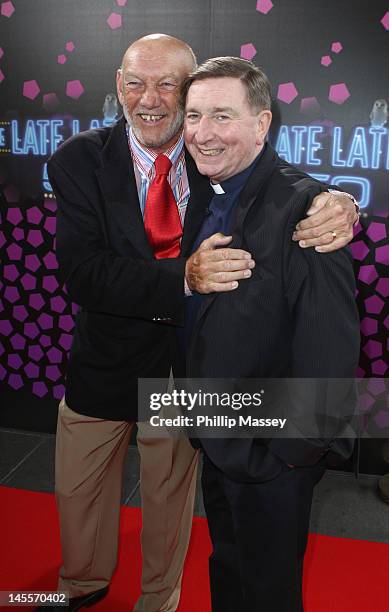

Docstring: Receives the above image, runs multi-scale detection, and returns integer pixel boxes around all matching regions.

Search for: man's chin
[133,130,164,149]
[195,160,221,181]
[132,127,178,151]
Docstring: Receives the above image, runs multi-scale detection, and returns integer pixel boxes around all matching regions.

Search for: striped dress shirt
[127,125,190,227]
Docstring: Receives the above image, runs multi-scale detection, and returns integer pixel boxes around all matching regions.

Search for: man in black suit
[182,57,360,611]
[44,34,358,612]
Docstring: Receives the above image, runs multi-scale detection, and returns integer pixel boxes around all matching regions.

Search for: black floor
[1,427,388,542]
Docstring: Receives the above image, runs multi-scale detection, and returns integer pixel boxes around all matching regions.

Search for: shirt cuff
[328,189,360,225]
[184,277,192,296]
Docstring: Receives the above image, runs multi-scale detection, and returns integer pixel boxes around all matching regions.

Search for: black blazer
[184,145,360,482]
[48,118,213,420]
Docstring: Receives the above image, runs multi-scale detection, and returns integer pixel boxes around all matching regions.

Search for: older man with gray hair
[181,56,360,612]
[42,35,358,612]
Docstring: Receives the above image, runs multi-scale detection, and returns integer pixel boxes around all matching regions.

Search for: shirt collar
[210,145,266,195]
[127,124,184,177]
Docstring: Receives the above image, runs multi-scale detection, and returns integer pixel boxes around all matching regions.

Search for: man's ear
[116,69,124,106]
[256,110,272,146]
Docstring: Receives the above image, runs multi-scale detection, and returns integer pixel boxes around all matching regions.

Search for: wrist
[328,189,360,225]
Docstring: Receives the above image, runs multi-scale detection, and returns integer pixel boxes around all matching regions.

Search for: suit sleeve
[268,187,360,466]
[48,157,186,324]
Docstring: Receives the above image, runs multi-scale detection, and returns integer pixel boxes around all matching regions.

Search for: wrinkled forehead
[122,44,193,78]
[186,77,249,106]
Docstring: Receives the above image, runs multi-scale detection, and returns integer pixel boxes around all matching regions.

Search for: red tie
[143,154,183,258]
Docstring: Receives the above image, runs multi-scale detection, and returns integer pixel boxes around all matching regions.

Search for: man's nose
[140,85,161,109]
[194,116,214,144]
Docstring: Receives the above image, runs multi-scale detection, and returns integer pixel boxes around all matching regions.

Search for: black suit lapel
[191,144,280,331]
[181,150,214,255]
[95,118,153,257]
[230,143,279,249]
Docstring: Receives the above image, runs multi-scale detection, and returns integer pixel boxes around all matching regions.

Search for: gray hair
[181,56,272,113]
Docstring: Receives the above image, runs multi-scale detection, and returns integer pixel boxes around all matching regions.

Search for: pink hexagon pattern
[366,222,387,243]
[0,69,4,83]
[116,0,127,5]
[32,381,48,398]
[321,55,332,67]
[66,79,84,99]
[9,374,23,390]
[24,323,39,340]
[107,12,122,29]
[53,384,66,400]
[10,333,25,350]
[374,409,389,428]
[25,254,41,272]
[44,217,56,235]
[240,43,257,61]
[1,1,14,17]
[65,41,75,52]
[7,207,22,225]
[43,93,60,109]
[300,97,320,114]
[0,47,4,59]
[0,320,13,336]
[12,228,24,241]
[29,293,45,311]
[256,0,273,14]
[331,42,343,53]
[42,276,59,293]
[50,296,66,314]
[28,345,44,362]
[47,347,63,364]
[363,340,382,359]
[57,54,67,65]
[367,378,386,396]
[380,12,389,30]
[13,305,28,322]
[27,207,43,225]
[23,80,40,100]
[329,83,350,105]
[360,317,378,337]
[46,365,61,382]
[376,245,389,264]
[4,286,20,304]
[43,252,58,270]
[372,360,388,376]
[358,265,378,285]
[24,363,39,379]
[376,278,389,297]
[27,229,44,248]
[349,240,369,261]
[277,82,298,104]
[4,265,19,282]
[3,195,384,408]
[364,295,385,315]
[7,243,22,260]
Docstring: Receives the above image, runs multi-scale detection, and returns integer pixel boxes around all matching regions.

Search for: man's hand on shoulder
[185,233,255,294]
[292,191,359,253]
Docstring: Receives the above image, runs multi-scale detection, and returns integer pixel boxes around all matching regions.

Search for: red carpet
[1,486,389,611]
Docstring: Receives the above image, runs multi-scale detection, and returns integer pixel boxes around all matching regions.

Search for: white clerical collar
[210,182,225,194]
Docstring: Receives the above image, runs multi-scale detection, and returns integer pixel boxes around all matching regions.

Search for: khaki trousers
[55,399,199,611]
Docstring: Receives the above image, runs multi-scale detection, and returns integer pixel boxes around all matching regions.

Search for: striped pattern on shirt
[127,125,190,227]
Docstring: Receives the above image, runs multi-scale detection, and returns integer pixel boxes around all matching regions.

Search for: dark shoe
[35,586,109,611]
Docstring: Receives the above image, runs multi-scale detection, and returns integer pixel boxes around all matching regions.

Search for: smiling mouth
[198,148,224,156]
[138,114,166,123]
